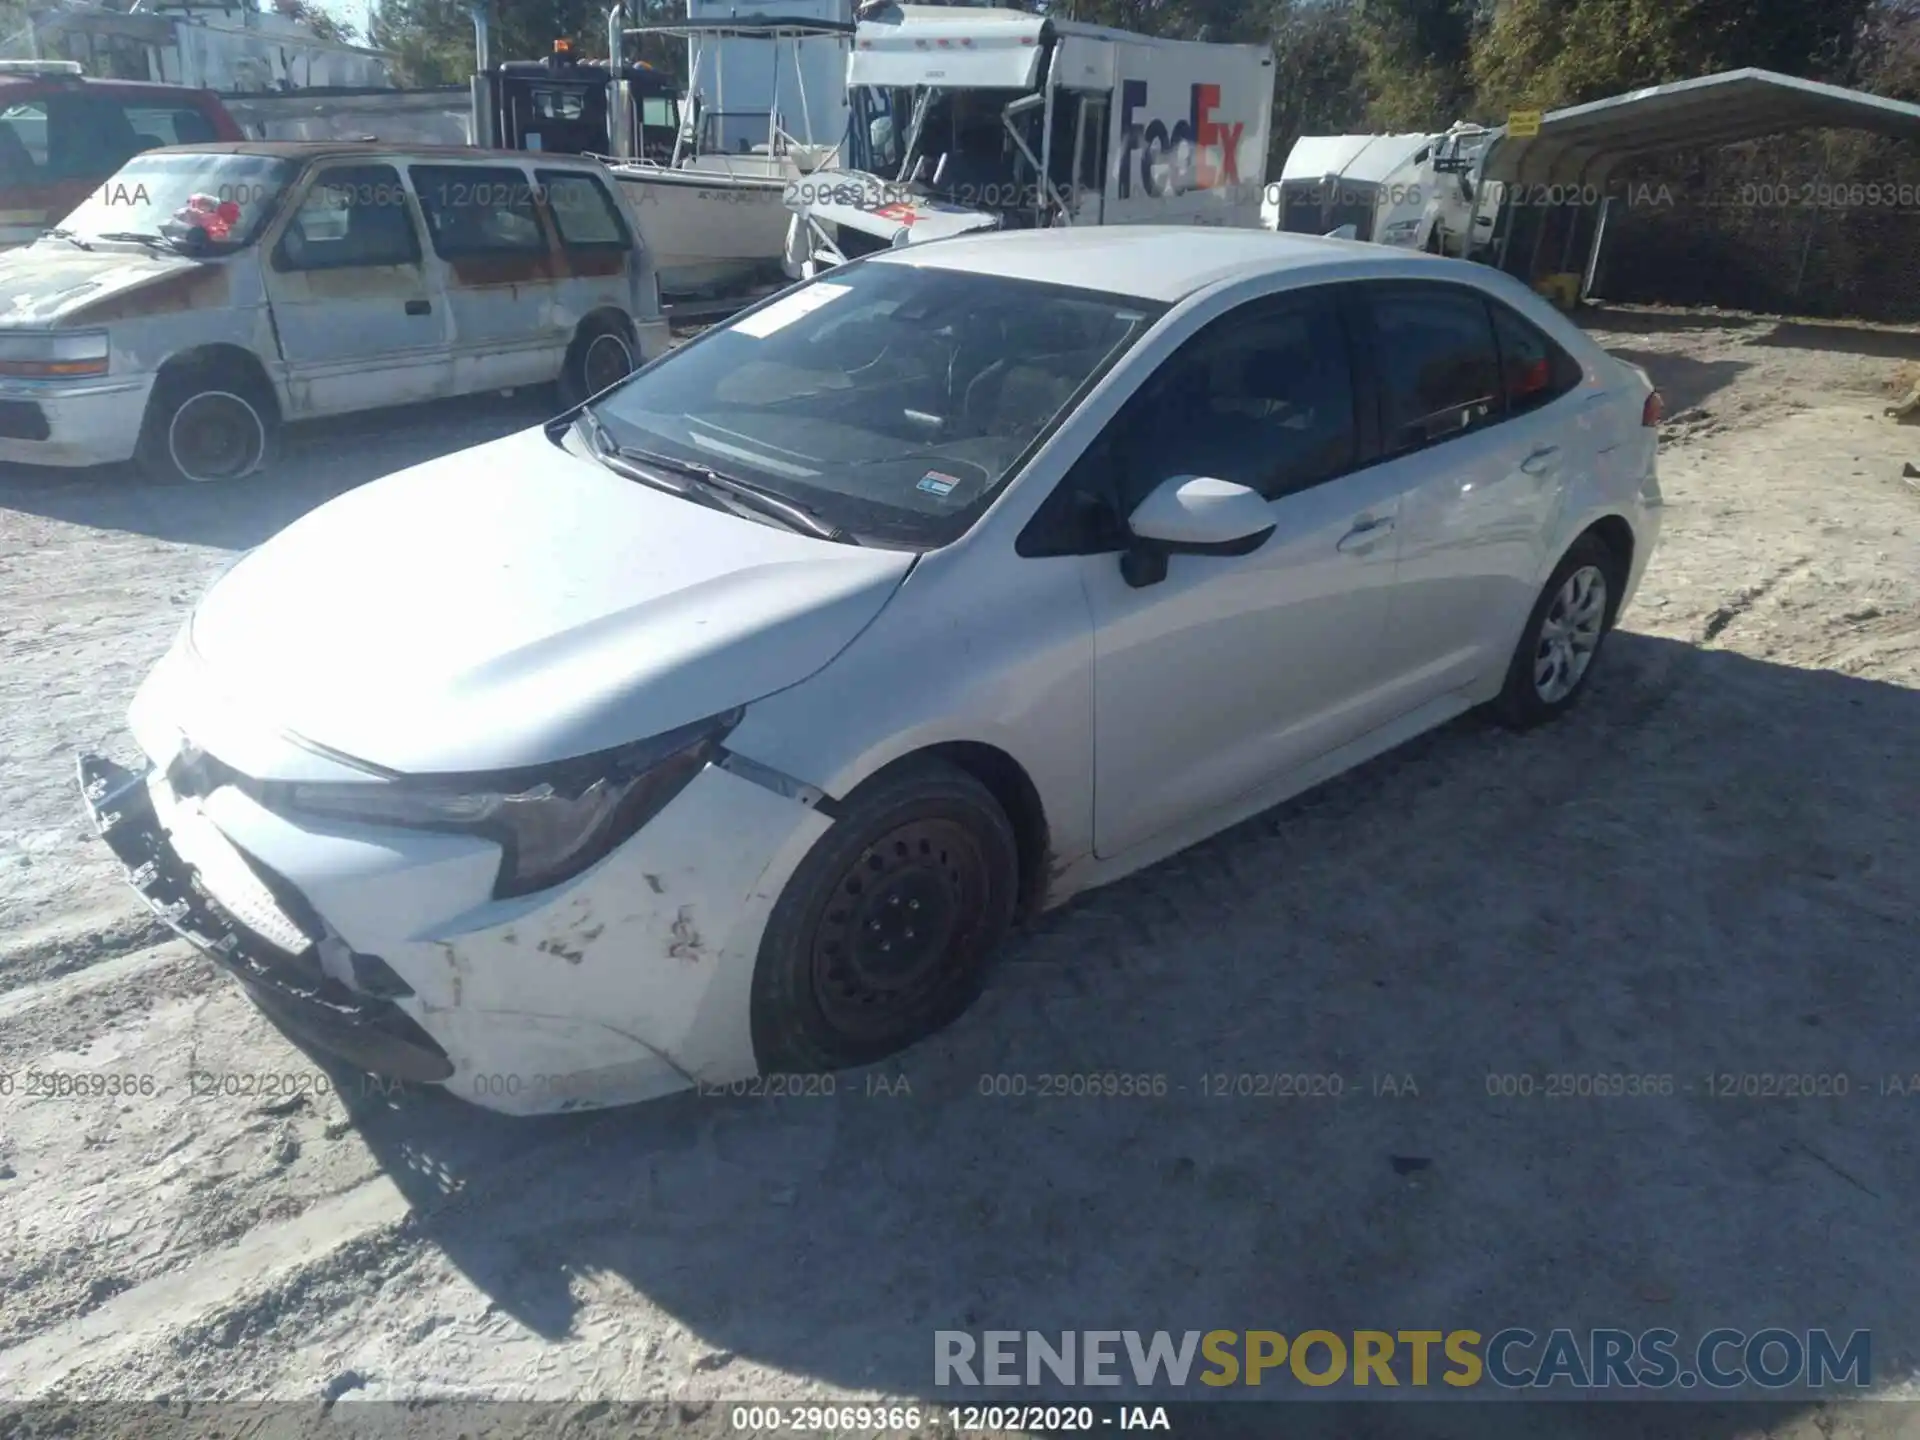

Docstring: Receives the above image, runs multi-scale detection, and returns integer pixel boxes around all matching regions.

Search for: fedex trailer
[784,2,1274,275]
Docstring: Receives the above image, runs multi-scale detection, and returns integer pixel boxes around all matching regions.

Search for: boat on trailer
[601,11,853,300]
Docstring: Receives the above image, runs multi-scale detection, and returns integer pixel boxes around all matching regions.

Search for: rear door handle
[405,299,432,316]
[1521,444,1560,475]
[1337,515,1395,553]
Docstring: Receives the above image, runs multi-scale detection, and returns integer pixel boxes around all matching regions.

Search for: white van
[0,142,670,481]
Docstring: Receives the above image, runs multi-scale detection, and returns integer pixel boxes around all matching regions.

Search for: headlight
[268,710,742,899]
[0,328,109,378]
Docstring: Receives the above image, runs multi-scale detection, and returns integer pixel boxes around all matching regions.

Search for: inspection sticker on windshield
[731,282,851,338]
[917,471,960,497]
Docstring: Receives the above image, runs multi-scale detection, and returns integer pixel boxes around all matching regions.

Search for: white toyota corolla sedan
[80,227,1662,1114]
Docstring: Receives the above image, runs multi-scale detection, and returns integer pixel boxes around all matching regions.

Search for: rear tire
[134,361,278,485]
[559,316,636,409]
[1491,534,1624,730]
[750,759,1019,1074]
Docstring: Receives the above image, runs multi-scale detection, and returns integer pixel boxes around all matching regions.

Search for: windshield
[851,85,1039,199]
[589,260,1164,548]
[53,152,295,252]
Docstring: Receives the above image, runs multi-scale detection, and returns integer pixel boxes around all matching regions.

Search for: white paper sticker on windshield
[731,282,852,338]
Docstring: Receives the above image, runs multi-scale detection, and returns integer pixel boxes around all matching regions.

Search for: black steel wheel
[809,815,992,1043]
[751,760,1020,1072]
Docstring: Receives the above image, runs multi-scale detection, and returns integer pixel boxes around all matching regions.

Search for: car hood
[0,243,215,326]
[789,176,1001,246]
[184,426,917,774]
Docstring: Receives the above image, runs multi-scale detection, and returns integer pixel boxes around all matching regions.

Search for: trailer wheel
[559,316,636,409]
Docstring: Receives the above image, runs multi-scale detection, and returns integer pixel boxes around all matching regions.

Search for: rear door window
[1365,283,1505,455]
[409,163,547,256]
[534,168,629,249]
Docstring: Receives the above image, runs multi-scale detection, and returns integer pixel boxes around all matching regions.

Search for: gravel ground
[1,310,1918,1437]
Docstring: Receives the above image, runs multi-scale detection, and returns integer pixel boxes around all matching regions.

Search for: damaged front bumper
[76,739,836,1115]
[77,752,456,1084]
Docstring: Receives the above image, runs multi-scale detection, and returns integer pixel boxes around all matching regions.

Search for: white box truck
[785,2,1274,276]
[1269,122,1504,259]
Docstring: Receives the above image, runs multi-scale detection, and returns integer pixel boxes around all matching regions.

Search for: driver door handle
[405,299,432,316]
[1337,515,1395,554]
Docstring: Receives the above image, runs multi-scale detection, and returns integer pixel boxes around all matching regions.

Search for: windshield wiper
[584,416,859,545]
[44,226,92,251]
[93,230,176,251]
[572,408,725,507]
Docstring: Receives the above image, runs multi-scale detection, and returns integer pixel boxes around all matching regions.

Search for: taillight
[1642,390,1664,427]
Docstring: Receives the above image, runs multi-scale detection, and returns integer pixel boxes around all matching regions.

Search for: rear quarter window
[1488,300,1585,413]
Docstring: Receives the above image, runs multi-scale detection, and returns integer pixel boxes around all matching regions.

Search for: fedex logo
[1117,79,1245,200]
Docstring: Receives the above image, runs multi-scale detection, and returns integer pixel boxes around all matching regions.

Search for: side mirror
[1120,476,1274,588]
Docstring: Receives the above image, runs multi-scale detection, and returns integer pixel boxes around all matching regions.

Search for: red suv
[0,63,245,248]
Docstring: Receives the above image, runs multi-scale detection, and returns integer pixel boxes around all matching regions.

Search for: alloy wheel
[1533,563,1608,703]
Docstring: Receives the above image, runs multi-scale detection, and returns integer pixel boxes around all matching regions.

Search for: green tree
[1268,0,1369,162]
[370,0,629,85]
[1853,0,1920,99]
[1474,0,1876,113]
[1353,0,1483,127]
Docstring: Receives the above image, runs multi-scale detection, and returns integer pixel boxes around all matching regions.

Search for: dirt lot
[1,311,1918,1435]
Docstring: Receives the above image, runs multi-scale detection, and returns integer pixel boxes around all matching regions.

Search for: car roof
[0,75,221,100]
[132,140,607,166]
[877,225,1454,303]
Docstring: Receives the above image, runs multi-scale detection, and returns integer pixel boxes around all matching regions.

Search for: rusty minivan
[0,141,671,481]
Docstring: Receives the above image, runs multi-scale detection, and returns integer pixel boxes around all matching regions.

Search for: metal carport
[1468,69,1920,298]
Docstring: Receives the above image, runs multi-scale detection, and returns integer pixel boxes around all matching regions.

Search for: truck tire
[134,360,278,485]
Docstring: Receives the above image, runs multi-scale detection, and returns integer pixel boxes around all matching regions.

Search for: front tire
[1492,534,1623,729]
[750,759,1019,1074]
[134,365,277,484]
